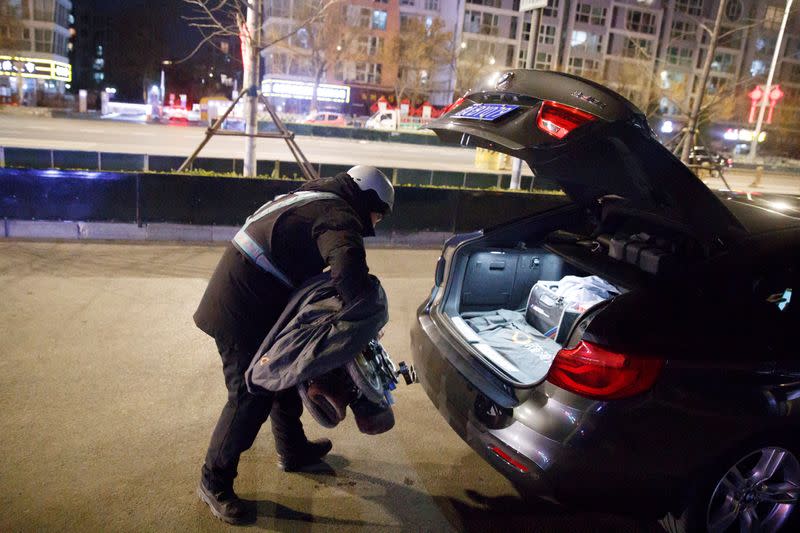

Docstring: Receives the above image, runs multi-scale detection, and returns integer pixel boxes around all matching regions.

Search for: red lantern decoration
[767,85,784,124]
[748,86,764,123]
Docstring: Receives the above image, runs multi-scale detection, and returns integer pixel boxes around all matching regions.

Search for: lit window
[372,10,387,30]
[571,30,587,47]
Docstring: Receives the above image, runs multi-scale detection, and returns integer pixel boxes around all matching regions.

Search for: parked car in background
[689,146,733,175]
[304,111,347,126]
[412,69,800,533]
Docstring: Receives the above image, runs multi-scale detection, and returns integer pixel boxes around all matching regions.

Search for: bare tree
[265,0,361,113]
[181,0,340,176]
[383,17,453,109]
[182,0,342,64]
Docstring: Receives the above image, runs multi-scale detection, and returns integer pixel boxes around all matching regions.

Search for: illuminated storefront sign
[723,128,766,143]
[262,79,350,103]
[0,56,72,82]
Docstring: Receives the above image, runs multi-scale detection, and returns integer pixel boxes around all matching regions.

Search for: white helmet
[347,165,395,214]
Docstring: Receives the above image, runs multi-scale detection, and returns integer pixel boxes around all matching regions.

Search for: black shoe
[278,438,333,472]
[197,481,257,525]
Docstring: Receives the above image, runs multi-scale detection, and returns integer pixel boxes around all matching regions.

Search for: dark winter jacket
[193,174,382,344]
[245,272,388,393]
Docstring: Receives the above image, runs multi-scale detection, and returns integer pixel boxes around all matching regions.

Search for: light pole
[747,0,794,163]
[160,60,172,106]
[510,1,545,190]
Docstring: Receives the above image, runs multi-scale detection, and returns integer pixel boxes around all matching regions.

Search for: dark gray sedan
[411,70,800,533]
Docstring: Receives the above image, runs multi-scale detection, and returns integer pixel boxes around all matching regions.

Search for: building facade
[452,0,800,152]
[262,0,460,115]
[0,0,72,104]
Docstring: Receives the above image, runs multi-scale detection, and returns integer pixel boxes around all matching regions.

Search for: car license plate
[451,103,519,121]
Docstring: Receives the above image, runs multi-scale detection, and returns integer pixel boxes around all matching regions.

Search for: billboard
[262,79,350,104]
[0,56,72,82]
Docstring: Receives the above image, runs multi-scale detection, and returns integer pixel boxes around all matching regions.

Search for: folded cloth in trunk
[462,309,560,382]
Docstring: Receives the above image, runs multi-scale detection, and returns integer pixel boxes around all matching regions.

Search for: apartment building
[454,0,799,148]
[0,0,72,102]
[262,0,460,114]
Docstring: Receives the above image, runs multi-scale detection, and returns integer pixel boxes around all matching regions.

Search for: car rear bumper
[411,310,689,515]
[411,311,558,497]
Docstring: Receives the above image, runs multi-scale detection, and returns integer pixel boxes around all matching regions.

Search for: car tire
[660,441,800,533]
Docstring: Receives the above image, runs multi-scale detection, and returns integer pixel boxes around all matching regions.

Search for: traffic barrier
[0,168,568,234]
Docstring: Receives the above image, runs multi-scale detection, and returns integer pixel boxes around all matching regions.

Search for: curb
[0,220,450,248]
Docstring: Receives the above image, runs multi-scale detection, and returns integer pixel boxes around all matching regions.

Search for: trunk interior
[444,245,624,385]
[438,202,704,387]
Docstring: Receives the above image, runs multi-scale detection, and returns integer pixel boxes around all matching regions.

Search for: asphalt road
[0,115,482,173]
[1,114,796,193]
[0,241,659,532]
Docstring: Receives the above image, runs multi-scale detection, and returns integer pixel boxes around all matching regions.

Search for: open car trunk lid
[427,70,744,249]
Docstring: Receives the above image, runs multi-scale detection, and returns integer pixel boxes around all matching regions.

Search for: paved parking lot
[0,241,658,532]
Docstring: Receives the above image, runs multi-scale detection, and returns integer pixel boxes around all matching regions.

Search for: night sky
[73,0,210,100]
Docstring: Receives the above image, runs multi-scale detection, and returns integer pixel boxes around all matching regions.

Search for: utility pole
[747,0,794,163]
[243,0,261,177]
[680,0,727,164]
[510,1,543,190]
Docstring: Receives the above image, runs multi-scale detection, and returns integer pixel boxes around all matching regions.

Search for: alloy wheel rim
[706,447,800,532]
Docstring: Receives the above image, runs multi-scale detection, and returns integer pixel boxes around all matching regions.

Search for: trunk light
[546,341,663,400]
[536,100,597,140]
[490,446,529,473]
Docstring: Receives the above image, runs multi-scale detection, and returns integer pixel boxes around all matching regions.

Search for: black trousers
[202,337,308,491]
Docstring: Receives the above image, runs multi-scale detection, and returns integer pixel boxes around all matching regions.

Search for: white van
[365,109,399,130]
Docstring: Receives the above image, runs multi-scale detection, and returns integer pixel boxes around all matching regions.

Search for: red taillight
[442,96,465,116]
[536,100,597,139]
[546,341,663,400]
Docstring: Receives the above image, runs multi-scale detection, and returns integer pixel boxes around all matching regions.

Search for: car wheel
[661,445,800,533]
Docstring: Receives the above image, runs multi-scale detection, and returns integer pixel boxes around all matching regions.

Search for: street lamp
[160,60,173,106]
